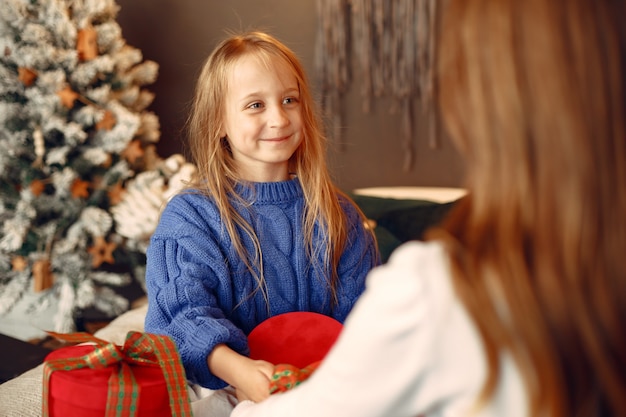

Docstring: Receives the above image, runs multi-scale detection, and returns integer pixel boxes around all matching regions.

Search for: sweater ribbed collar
[234,177,303,205]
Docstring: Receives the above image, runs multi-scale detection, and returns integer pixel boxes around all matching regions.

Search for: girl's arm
[208,344,275,402]
[144,193,251,389]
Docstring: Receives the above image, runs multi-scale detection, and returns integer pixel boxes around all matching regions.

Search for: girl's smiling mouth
[262,134,292,142]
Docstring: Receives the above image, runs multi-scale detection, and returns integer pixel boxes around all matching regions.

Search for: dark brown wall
[116,0,465,191]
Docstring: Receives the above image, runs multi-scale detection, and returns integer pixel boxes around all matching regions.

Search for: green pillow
[349,193,460,262]
[376,200,457,243]
[370,226,403,264]
[348,194,436,216]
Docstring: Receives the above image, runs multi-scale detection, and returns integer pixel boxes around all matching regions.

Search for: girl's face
[222,53,303,182]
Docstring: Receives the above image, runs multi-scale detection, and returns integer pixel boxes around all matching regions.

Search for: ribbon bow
[42,331,193,417]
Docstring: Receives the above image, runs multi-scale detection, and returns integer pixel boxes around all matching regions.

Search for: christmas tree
[0,0,194,334]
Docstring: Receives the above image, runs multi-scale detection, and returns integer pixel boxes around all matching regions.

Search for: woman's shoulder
[385,240,448,269]
[365,240,453,305]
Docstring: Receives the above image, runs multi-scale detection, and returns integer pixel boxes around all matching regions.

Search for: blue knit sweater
[144,178,379,389]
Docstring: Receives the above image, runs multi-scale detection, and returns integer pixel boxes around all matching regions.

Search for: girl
[143,31,378,406]
[232,0,626,416]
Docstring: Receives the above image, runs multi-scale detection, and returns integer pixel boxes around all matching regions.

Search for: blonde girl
[144,31,378,406]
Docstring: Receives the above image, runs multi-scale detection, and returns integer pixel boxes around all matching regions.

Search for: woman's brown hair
[434,0,626,415]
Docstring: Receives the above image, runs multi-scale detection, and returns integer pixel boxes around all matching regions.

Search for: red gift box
[248,311,343,368]
[42,331,193,417]
[247,312,343,394]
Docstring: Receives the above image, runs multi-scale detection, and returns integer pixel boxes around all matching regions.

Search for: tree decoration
[57,85,80,108]
[77,27,98,61]
[70,178,91,199]
[0,0,188,334]
[32,258,54,292]
[11,256,28,273]
[18,67,38,86]
[107,181,125,205]
[87,236,117,268]
[121,139,145,164]
[30,179,46,197]
[96,109,117,131]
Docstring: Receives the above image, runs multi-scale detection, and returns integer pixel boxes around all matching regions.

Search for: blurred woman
[231,0,626,416]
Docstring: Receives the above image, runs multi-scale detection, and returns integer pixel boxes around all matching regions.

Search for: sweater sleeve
[144,195,248,389]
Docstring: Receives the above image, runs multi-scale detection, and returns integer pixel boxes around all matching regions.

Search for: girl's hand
[207,344,274,402]
[232,359,274,402]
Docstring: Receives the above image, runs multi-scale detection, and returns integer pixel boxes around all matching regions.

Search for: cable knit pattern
[144,178,378,389]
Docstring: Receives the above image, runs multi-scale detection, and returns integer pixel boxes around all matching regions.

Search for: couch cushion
[349,193,460,262]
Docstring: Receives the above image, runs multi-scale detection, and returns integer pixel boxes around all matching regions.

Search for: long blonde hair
[186,31,373,306]
[435,0,626,415]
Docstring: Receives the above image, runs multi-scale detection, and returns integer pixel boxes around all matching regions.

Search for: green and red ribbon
[42,331,193,417]
[269,361,320,394]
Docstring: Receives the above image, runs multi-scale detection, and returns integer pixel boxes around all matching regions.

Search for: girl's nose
[269,105,290,128]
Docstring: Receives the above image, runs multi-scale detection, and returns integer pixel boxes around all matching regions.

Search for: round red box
[44,344,173,417]
[247,311,343,368]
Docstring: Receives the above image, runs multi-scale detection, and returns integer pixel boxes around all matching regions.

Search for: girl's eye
[248,102,263,109]
[283,97,299,105]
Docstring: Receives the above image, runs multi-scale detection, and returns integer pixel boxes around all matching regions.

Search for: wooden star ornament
[121,140,145,164]
[57,85,79,108]
[70,178,91,199]
[18,67,37,86]
[96,110,117,131]
[107,181,126,205]
[87,236,117,268]
[11,256,28,272]
[30,179,46,196]
[77,27,98,61]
